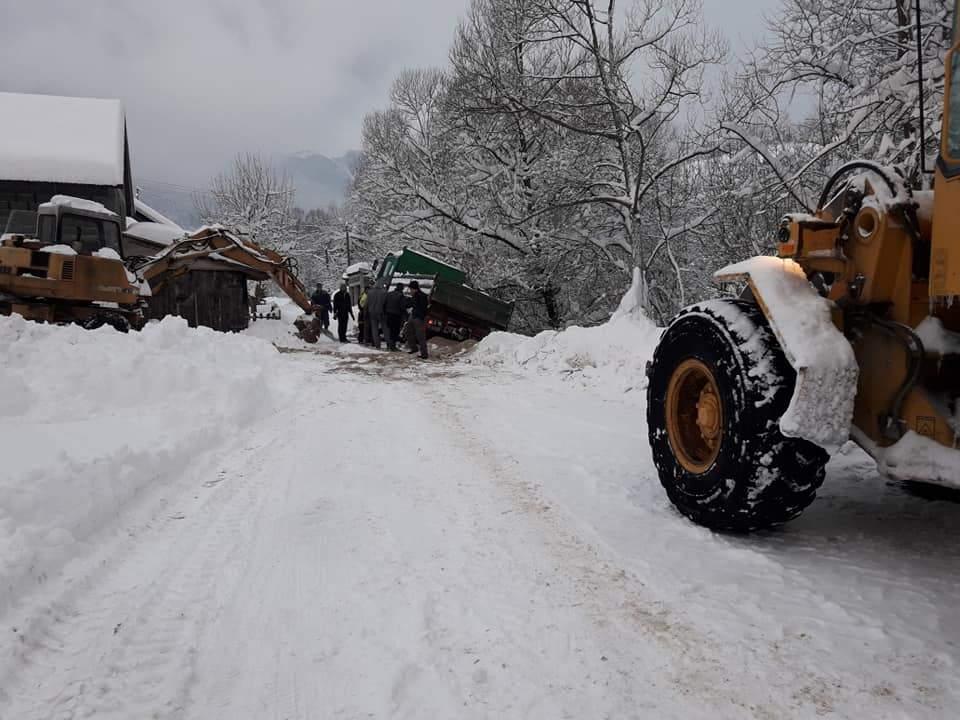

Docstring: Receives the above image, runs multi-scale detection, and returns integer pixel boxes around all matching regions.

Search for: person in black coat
[332,283,354,343]
[383,282,407,351]
[310,283,332,331]
[406,280,429,359]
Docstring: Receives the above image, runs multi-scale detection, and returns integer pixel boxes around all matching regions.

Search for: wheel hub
[665,359,724,474]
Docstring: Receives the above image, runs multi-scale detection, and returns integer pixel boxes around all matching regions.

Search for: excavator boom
[137,227,322,342]
[139,227,314,312]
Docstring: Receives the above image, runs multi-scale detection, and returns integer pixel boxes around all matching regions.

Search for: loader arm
[138,227,315,313]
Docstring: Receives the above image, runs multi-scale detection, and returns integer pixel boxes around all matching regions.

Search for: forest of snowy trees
[200,0,952,332]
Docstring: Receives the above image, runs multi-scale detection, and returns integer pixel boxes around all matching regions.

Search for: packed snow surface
[716,256,858,452]
[0,92,125,186]
[1,297,958,719]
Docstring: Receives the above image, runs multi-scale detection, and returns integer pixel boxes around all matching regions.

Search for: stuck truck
[375,248,513,340]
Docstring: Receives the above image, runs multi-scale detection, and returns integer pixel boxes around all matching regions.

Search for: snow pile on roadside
[469,269,661,392]
[245,296,326,349]
[0,315,286,616]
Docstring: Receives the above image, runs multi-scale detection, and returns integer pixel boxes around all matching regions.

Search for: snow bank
[0,315,286,615]
[469,269,661,393]
[244,296,319,348]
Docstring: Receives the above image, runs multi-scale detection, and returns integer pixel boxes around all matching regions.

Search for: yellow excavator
[647,1,960,530]
[0,195,321,339]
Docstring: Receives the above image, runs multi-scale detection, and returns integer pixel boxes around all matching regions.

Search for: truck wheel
[646,299,828,532]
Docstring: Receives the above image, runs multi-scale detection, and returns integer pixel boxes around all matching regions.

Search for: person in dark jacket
[384,282,407,351]
[310,283,332,331]
[332,283,353,343]
[406,280,429,359]
[357,285,369,345]
[366,281,387,349]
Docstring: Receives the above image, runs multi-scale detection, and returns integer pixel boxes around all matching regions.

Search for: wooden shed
[146,263,259,333]
[124,220,266,333]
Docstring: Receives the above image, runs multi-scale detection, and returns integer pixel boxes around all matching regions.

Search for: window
[949,53,960,160]
[37,215,56,244]
[58,214,122,255]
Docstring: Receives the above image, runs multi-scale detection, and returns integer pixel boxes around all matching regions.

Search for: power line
[137,178,211,195]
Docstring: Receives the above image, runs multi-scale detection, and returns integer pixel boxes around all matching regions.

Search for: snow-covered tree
[347,0,726,328]
[196,153,296,248]
[725,0,951,209]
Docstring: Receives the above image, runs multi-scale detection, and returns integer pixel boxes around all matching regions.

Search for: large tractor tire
[647,299,828,532]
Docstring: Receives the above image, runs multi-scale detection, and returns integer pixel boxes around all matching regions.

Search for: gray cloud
[2,0,774,192]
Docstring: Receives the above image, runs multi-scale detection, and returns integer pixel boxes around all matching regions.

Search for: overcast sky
[2,0,776,192]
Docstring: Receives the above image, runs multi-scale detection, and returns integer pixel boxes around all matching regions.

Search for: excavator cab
[34,199,124,257]
[0,196,140,330]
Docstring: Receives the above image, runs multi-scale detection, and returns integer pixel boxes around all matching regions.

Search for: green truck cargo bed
[378,249,465,285]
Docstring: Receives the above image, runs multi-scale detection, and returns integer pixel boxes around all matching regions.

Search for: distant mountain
[280,151,360,210]
[135,183,203,229]
[135,150,360,228]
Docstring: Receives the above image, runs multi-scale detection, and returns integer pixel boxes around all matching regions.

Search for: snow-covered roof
[345,261,373,275]
[0,92,126,186]
[124,221,188,247]
[40,195,117,216]
[134,199,182,230]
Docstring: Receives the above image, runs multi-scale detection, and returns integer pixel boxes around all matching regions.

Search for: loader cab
[942,1,960,175]
[930,0,960,297]
[36,199,123,258]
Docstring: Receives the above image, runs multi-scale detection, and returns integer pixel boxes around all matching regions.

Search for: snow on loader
[647,4,960,532]
[0,196,322,340]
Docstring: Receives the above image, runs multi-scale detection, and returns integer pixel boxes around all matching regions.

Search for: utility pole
[345,223,352,266]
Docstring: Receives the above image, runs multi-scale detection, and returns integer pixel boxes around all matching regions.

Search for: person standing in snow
[357,284,370,345]
[332,283,353,343]
[366,281,387,349]
[384,282,407,351]
[311,283,332,332]
[406,280,429,360]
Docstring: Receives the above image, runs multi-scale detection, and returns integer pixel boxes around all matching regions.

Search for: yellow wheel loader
[0,197,321,340]
[647,2,960,531]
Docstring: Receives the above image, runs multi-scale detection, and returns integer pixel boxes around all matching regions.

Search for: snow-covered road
[2,336,959,719]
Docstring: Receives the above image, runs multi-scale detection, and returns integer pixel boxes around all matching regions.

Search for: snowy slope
[0,315,288,621]
[468,272,661,393]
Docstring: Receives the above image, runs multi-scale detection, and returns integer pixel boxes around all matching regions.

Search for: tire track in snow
[0,415,302,720]
[422,381,790,719]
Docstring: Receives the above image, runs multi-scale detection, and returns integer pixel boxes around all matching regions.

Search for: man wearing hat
[406,280,429,359]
